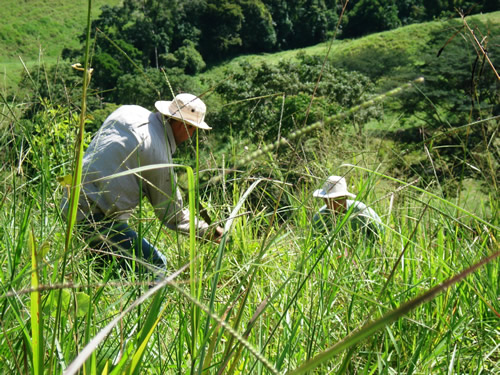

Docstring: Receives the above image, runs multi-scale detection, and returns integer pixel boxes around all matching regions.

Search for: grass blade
[63,263,189,375]
[288,250,500,375]
[128,294,169,375]
[29,227,43,375]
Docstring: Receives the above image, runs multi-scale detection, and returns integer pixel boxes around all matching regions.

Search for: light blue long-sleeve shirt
[61,105,209,235]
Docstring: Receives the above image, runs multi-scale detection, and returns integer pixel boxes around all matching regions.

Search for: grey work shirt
[313,200,384,239]
[61,105,209,235]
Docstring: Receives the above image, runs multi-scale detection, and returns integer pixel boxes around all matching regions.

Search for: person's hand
[211,226,224,243]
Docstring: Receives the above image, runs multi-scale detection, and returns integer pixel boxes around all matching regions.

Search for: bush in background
[209,53,379,144]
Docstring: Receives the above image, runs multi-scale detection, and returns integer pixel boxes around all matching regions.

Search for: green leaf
[76,292,90,318]
[44,289,71,317]
[29,227,44,375]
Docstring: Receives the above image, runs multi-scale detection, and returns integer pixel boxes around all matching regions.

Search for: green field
[1,0,121,88]
[0,4,499,375]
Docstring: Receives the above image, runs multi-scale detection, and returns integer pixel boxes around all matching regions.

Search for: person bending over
[61,93,223,273]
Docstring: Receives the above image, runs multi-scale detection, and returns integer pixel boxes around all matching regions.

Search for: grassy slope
[2,4,498,90]
[202,11,500,85]
[0,0,121,88]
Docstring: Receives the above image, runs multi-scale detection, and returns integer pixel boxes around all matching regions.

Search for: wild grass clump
[2,85,498,374]
[0,4,499,375]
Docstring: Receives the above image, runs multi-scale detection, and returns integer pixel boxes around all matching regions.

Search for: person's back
[63,105,179,223]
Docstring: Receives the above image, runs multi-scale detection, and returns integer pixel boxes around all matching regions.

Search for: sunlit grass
[1,123,498,373]
[0,0,122,90]
[0,2,498,374]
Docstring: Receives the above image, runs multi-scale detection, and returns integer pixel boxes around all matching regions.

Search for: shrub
[115,68,204,108]
[20,100,92,178]
[209,53,378,143]
[161,40,206,75]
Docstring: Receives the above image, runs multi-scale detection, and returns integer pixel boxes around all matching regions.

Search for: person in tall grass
[61,93,223,272]
[313,175,384,239]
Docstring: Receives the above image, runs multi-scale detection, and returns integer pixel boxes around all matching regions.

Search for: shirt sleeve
[137,116,210,237]
[142,164,210,236]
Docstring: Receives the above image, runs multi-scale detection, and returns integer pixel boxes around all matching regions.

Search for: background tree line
[61,0,498,97]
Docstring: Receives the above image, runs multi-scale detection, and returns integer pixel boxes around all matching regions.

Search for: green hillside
[203,11,500,86]
[2,1,498,92]
[1,0,121,88]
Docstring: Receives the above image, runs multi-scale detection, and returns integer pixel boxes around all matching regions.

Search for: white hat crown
[313,175,355,199]
[155,93,211,130]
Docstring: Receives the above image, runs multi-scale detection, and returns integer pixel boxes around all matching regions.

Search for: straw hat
[313,176,355,199]
[155,93,211,130]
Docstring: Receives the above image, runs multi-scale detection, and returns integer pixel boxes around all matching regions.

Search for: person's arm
[146,172,208,233]
[145,167,228,244]
[139,117,221,241]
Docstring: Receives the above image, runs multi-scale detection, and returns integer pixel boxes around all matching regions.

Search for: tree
[396,0,426,25]
[115,68,202,108]
[239,0,277,53]
[263,0,336,49]
[293,0,330,47]
[342,0,401,38]
[162,40,206,74]
[198,0,244,61]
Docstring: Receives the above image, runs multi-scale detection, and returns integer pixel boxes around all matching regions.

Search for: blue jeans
[84,215,167,271]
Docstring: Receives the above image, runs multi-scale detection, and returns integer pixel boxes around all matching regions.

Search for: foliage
[3,0,498,91]
[1,5,499,373]
[18,62,102,110]
[341,0,500,38]
[400,19,500,124]
[326,14,500,191]
[422,0,500,18]
[198,1,245,60]
[395,19,500,190]
[263,0,337,49]
[115,68,204,107]
[162,40,206,75]
[1,104,499,372]
[239,0,277,52]
[209,53,379,143]
[19,100,92,178]
[56,0,499,99]
[342,0,401,38]
[89,39,143,93]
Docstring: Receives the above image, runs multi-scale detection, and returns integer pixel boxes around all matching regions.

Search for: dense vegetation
[59,0,499,94]
[1,1,499,374]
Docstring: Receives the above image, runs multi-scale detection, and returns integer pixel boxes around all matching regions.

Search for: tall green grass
[1,2,499,375]
[1,115,498,373]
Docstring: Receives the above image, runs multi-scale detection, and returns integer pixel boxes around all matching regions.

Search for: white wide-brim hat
[155,93,211,130]
[313,175,356,199]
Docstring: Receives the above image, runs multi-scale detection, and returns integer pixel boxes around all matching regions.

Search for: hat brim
[155,100,212,130]
[313,189,356,199]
